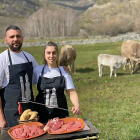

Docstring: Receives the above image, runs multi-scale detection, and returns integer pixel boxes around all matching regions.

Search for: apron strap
[58,67,62,76]
[7,50,30,65]
[41,64,46,77]
[8,49,12,65]
[22,50,29,62]
[41,64,62,77]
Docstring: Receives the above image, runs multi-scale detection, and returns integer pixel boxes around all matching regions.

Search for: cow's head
[124,57,129,65]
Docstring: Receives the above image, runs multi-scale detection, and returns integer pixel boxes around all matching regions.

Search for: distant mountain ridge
[0,0,133,19]
[0,0,97,18]
[49,0,96,11]
[0,0,41,18]
[0,0,138,38]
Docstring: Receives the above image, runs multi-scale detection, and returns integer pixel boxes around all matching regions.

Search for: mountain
[82,0,140,23]
[49,0,97,11]
[79,0,140,36]
[0,0,97,38]
[0,0,138,38]
[0,0,97,18]
[0,0,41,18]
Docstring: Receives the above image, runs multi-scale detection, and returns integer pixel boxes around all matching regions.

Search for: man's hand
[63,66,71,75]
[0,95,8,129]
[0,117,8,129]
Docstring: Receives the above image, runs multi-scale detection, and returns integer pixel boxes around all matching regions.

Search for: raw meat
[10,124,44,139]
[67,121,82,132]
[44,117,83,134]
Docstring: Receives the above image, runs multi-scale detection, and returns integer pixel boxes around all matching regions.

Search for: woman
[33,41,81,123]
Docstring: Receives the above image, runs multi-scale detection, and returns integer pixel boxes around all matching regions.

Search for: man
[0,25,39,127]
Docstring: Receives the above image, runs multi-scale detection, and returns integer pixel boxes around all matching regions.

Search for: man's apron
[35,64,69,123]
[0,49,34,127]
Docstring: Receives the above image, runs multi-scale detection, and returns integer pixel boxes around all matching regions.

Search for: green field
[1,42,140,140]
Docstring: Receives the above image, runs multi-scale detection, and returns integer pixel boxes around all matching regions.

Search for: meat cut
[67,121,82,132]
[44,117,83,134]
[10,123,44,139]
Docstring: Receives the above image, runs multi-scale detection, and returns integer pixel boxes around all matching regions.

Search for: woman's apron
[0,49,34,127]
[35,64,69,123]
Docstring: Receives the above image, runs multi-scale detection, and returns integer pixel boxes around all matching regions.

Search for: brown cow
[121,40,140,74]
[59,45,76,73]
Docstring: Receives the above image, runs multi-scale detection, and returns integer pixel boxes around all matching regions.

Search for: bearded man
[0,25,39,127]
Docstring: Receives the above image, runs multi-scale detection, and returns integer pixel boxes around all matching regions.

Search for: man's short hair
[6,25,21,33]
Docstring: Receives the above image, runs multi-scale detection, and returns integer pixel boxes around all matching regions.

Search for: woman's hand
[63,66,71,75]
[72,107,82,115]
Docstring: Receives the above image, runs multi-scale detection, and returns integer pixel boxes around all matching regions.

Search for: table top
[1,118,100,140]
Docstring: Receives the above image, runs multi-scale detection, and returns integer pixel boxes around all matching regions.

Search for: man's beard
[9,44,22,52]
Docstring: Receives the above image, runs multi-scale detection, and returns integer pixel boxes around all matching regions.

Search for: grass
[1,41,140,139]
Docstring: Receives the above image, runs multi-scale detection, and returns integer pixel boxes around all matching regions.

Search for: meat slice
[68,121,75,125]
[67,121,82,132]
[29,127,37,136]
[23,124,30,128]
[20,132,28,138]
[44,118,65,133]
[10,124,44,139]
[50,120,65,132]
[61,123,69,130]
[11,129,17,138]
[38,128,44,134]
[23,126,31,137]
[74,121,82,127]
[11,127,24,138]
[67,125,79,132]
[32,124,39,128]
[52,123,70,134]
[44,117,83,134]
[52,127,66,133]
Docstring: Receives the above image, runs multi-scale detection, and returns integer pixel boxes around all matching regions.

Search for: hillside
[83,0,139,19]
[49,0,96,11]
[79,0,140,36]
[0,0,41,18]
[0,0,97,19]
[0,0,139,38]
[0,0,97,38]
[0,0,97,18]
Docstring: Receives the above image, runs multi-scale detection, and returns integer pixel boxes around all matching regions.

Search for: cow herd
[98,40,140,77]
[60,40,140,77]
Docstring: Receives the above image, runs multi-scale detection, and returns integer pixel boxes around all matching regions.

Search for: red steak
[44,117,83,134]
[11,124,44,139]
[67,121,82,132]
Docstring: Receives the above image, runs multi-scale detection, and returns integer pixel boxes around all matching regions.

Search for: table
[1,118,100,140]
